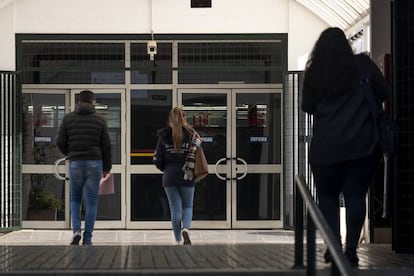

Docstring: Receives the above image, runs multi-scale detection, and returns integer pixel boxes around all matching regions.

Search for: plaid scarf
[182,132,202,181]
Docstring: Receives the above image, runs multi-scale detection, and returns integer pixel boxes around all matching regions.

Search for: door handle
[215,157,248,181]
[235,157,248,180]
[54,157,67,181]
[214,157,231,180]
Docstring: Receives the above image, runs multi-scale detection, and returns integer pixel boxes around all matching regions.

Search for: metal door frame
[178,88,283,229]
[22,88,126,229]
[70,89,126,229]
[178,89,232,229]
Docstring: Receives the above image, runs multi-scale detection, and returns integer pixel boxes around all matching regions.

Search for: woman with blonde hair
[153,107,201,245]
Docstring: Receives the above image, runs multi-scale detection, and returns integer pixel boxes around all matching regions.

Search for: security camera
[147,40,157,61]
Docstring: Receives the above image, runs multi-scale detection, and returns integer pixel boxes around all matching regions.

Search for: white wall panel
[0,1,15,70]
[0,0,330,71]
[288,0,328,71]
[152,0,289,33]
[15,0,151,33]
[14,0,289,34]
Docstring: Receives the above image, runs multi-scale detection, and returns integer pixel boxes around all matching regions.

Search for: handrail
[294,174,355,276]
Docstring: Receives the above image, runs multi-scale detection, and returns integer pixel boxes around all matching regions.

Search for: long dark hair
[304,27,357,97]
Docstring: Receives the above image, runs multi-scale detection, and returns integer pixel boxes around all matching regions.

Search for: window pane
[130,90,172,164]
[97,174,121,220]
[237,173,280,220]
[178,42,283,84]
[23,174,65,221]
[131,43,172,84]
[131,174,169,221]
[21,43,125,84]
[236,93,282,164]
[22,93,65,164]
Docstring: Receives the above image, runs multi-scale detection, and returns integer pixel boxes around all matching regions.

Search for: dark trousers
[311,149,381,249]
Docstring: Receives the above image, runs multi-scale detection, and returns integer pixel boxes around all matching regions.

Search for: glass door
[22,90,69,228]
[179,89,282,229]
[70,90,125,229]
[127,89,173,229]
[232,89,282,228]
[22,89,125,229]
[179,90,231,228]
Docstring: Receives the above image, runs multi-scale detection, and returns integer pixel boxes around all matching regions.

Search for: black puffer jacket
[153,127,194,187]
[56,102,112,172]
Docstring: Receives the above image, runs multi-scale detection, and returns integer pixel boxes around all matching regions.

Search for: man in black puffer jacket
[56,90,112,246]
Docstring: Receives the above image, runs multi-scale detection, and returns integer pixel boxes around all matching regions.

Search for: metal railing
[0,71,21,232]
[293,174,355,276]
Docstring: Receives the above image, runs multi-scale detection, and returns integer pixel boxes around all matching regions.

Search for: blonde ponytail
[168,107,194,152]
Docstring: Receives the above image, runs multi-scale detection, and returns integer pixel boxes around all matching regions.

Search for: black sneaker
[344,248,359,267]
[70,230,81,245]
[324,249,332,263]
[182,229,191,245]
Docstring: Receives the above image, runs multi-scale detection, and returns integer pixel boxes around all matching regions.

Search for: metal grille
[130,43,172,84]
[0,71,21,231]
[21,43,125,84]
[393,0,414,252]
[178,42,284,84]
[283,71,314,228]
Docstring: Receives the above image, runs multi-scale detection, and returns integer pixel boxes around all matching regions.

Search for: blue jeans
[69,160,102,243]
[163,186,195,242]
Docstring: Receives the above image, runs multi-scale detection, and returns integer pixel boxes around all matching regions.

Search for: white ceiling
[295,0,370,30]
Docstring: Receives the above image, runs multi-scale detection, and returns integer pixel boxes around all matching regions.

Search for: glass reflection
[75,93,122,164]
[236,93,281,164]
[97,174,121,220]
[22,174,65,221]
[182,93,228,221]
[22,94,65,164]
[130,90,172,164]
[237,173,280,220]
[131,174,169,221]
[193,175,226,220]
[182,93,227,164]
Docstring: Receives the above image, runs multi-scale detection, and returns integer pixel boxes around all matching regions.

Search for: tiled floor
[0,229,298,246]
[1,230,414,275]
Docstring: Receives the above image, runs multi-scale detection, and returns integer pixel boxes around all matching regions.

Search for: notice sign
[35,136,52,143]
[201,136,213,143]
[250,136,268,143]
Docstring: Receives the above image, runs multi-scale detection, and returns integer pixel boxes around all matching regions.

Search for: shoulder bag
[194,146,208,182]
[362,77,397,157]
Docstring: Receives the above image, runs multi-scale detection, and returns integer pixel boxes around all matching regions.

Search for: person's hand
[102,171,110,178]
[182,163,194,181]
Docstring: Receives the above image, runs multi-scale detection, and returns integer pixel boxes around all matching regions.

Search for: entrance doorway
[21,88,282,229]
[22,89,125,229]
[179,89,283,228]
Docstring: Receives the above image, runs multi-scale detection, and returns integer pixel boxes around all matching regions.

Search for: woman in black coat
[153,107,201,245]
[301,27,389,266]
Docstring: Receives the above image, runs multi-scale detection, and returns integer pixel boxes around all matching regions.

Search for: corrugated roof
[295,0,370,30]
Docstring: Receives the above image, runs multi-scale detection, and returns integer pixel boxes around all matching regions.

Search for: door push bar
[214,157,248,181]
[54,157,68,181]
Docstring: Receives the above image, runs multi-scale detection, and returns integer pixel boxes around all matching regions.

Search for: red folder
[99,173,114,195]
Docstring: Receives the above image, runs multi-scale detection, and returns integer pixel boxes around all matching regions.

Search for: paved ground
[0,230,413,275]
[0,229,298,246]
